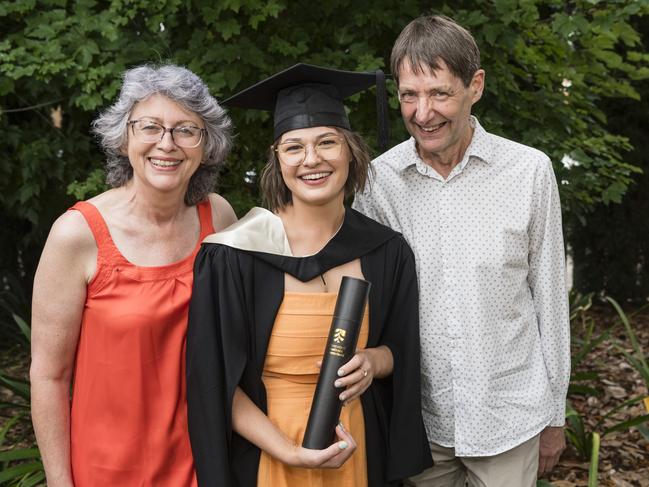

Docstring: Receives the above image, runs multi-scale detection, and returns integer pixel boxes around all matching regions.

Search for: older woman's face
[277,126,351,208]
[126,94,204,199]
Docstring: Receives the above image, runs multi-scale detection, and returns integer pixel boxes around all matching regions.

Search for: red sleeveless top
[69,200,213,487]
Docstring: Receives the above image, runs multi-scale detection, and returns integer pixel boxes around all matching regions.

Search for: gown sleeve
[186,244,249,486]
[377,236,433,481]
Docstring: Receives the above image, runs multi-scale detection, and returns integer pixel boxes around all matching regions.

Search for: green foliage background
[1,0,649,325]
[1,2,648,482]
[571,71,649,302]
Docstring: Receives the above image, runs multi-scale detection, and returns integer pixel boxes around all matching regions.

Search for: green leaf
[602,180,628,204]
[638,423,649,441]
[0,461,44,483]
[483,24,502,45]
[13,313,31,342]
[594,395,648,430]
[0,447,40,462]
[67,168,106,201]
[27,23,56,40]
[268,35,308,57]
[568,384,601,396]
[606,297,649,381]
[570,371,599,382]
[0,374,30,400]
[213,19,241,41]
[464,11,488,26]
[0,75,14,95]
[588,432,600,487]
[20,470,47,487]
[603,414,649,436]
[0,413,24,445]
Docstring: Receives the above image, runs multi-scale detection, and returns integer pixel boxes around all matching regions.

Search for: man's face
[397,59,484,167]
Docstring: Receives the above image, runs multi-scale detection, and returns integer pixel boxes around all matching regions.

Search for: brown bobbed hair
[260,128,371,212]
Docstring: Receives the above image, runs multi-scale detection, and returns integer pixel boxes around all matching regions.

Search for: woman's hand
[332,345,394,404]
[233,388,357,470]
[284,423,357,469]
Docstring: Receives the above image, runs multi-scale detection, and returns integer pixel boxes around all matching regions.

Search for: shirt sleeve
[527,157,571,427]
[352,180,381,222]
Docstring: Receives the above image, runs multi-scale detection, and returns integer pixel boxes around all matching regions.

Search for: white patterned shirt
[353,117,570,456]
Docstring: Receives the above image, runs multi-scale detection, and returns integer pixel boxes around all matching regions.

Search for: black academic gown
[186,207,432,487]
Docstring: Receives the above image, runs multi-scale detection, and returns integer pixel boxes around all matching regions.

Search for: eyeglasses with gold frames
[274,135,345,166]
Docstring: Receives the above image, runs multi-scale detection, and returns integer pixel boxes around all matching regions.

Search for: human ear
[470,69,486,103]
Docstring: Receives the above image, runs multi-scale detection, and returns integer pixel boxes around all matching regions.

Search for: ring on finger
[362,369,368,378]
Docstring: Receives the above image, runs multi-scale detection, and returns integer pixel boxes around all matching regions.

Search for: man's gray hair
[92,64,232,205]
[390,15,481,87]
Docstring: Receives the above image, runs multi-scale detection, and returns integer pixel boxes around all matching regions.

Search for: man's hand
[538,426,565,477]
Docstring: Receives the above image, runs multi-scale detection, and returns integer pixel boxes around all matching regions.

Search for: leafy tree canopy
[1,0,648,277]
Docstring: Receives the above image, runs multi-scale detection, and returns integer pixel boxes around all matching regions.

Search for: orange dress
[68,200,212,487]
[257,292,369,487]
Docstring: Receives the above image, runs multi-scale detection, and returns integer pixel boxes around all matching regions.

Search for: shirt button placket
[439,181,455,337]
[441,179,463,448]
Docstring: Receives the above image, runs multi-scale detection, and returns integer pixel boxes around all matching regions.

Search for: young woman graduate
[186,64,432,487]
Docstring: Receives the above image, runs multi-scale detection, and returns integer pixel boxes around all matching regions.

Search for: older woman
[30,64,236,487]
[186,64,432,486]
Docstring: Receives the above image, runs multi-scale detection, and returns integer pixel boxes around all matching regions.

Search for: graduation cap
[223,63,390,151]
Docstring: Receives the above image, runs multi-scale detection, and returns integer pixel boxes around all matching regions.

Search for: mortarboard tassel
[375,69,390,153]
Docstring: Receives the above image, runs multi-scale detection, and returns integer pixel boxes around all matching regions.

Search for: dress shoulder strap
[69,201,123,265]
[197,199,215,240]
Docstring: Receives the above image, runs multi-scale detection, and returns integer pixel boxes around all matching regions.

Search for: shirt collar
[395,116,494,173]
[390,137,421,171]
[463,117,493,166]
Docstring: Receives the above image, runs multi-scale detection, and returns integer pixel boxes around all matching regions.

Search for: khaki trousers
[405,434,540,487]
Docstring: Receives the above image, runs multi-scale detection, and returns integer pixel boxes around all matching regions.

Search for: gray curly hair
[92,64,232,205]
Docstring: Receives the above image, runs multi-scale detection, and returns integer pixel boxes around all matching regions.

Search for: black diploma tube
[302,276,371,450]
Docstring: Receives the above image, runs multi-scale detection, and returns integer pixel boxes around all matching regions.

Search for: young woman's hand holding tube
[329,345,394,404]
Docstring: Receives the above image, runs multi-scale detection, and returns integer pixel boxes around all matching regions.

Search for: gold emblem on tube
[329,328,347,357]
[333,328,346,343]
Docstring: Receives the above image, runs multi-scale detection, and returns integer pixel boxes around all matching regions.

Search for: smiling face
[277,126,351,208]
[398,59,484,172]
[126,94,205,199]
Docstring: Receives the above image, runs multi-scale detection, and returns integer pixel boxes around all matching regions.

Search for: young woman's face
[276,126,351,208]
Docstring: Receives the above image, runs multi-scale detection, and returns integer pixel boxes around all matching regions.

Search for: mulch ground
[544,304,649,487]
[1,304,648,485]
[0,344,33,449]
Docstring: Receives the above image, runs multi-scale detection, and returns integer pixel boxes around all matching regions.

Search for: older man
[353,15,570,487]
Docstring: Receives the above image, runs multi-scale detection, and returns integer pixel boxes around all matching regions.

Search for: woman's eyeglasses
[274,136,345,166]
[128,119,206,148]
